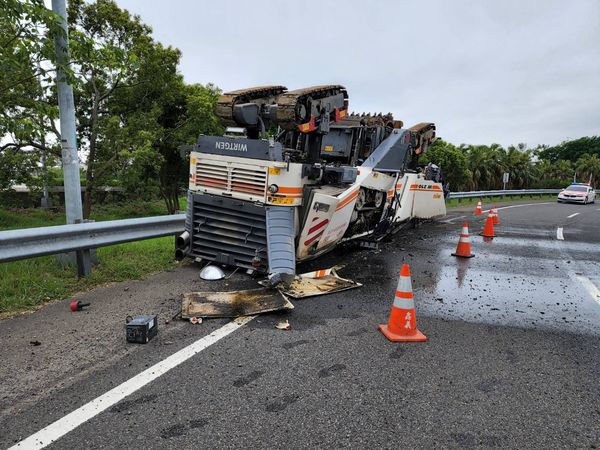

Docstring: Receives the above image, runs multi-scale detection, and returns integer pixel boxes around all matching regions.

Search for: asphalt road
[1,199,599,449]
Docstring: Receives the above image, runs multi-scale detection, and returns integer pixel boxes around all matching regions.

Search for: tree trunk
[83,87,100,219]
[159,148,184,214]
[160,183,180,214]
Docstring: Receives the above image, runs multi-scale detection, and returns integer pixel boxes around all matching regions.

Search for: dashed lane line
[556,227,564,240]
[9,316,255,450]
[567,212,580,219]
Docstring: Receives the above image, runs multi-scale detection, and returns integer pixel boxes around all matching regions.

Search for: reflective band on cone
[452,222,475,258]
[378,263,427,342]
[492,206,500,225]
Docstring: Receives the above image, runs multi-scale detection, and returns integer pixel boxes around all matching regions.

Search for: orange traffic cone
[452,222,475,258]
[379,264,427,342]
[474,201,482,215]
[480,210,496,237]
[492,206,500,225]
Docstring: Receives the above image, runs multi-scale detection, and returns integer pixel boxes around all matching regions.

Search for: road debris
[29,340,41,346]
[275,320,291,330]
[275,267,362,299]
[189,316,203,325]
[199,265,225,280]
[69,300,90,312]
[125,314,158,344]
[181,288,293,319]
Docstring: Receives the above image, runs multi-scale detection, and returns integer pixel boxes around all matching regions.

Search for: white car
[557,183,596,204]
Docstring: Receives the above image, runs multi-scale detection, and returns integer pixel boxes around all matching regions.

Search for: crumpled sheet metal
[278,268,362,299]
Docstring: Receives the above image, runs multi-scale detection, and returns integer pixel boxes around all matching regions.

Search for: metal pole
[51,0,91,276]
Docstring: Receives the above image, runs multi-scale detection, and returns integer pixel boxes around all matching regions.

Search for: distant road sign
[503,173,510,184]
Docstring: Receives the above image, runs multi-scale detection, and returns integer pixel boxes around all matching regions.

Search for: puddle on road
[416,248,600,336]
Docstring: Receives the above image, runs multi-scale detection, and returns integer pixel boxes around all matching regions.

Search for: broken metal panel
[278,268,362,299]
[181,288,293,318]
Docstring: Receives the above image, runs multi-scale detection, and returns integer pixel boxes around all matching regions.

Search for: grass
[0,198,187,317]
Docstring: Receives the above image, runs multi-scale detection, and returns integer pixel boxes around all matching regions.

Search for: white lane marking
[573,275,600,306]
[9,316,255,450]
[567,212,580,219]
[445,202,553,223]
[556,227,564,240]
[441,215,465,224]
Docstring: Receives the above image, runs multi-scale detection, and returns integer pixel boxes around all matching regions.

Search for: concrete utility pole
[52,0,91,276]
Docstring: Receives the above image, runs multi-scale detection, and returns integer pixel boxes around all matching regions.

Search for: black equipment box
[126,315,158,344]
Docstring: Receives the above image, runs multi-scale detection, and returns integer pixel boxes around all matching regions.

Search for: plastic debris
[275,320,291,330]
[189,316,203,325]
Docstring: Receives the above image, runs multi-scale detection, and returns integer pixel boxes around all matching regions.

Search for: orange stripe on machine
[335,189,360,211]
[278,187,303,194]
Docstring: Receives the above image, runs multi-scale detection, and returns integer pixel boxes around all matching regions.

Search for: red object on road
[492,206,500,225]
[474,201,482,215]
[378,264,427,342]
[70,300,90,312]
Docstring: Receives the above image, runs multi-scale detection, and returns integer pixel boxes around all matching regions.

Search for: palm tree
[465,145,504,190]
[575,154,600,186]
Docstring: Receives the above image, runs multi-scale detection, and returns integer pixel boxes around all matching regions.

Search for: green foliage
[1,0,222,215]
[575,154,600,185]
[422,140,470,191]
[0,237,178,316]
[537,136,600,162]
[424,137,599,191]
[0,198,184,315]
[0,0,63,192]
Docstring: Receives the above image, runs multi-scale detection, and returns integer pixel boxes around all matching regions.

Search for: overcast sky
[113,0,599,147]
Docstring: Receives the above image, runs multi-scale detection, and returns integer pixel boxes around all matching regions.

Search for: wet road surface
[1,199,599,448]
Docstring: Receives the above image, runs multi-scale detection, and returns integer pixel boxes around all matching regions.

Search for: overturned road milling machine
[176,85,446,286]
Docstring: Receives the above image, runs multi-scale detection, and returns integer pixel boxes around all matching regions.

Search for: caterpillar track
[216,85,287,127]
[216,84,348,130]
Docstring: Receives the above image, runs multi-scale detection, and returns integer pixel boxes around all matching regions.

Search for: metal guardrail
[447,189,561,199]
[0,214,185,263]
[0,189,561,265]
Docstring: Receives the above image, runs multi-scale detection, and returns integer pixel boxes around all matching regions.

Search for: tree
[463,144,504,190]
[499,144,538,189]
[422,140,470,191]
[67,0,157,218]
[0,0,62,192]
[536,159,572,188]
[575,154,600,186]
[104,37,223,213]
[66,0,223,215]
[537,136,600,162]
